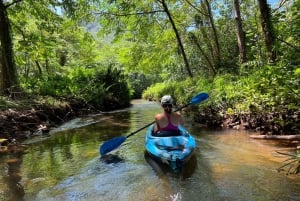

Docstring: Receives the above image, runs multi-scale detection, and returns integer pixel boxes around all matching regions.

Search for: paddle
[99,92,209,155]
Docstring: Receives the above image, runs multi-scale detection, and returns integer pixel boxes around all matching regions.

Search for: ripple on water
[13,101,300,201]
[34,157,177,201]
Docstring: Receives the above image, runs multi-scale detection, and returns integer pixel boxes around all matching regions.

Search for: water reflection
[0,100,299,201]
[2,152,25,201]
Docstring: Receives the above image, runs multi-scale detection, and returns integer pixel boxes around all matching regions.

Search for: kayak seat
[153,130,181,137]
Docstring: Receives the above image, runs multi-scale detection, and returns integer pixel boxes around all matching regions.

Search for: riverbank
[1,97,299,150]
[193,107,300,149]
[0,96,101,148]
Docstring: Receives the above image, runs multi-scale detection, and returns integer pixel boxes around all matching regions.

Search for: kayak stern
[145,125,196,170]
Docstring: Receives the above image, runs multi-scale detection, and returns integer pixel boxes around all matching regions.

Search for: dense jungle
[0,0,299,174]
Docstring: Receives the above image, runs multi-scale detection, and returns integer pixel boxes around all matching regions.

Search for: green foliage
[68,65,131,110]
[127,72,157,99]
[5,0,132,111]
[272,0,300,64]
[94,66,131,109]
[20,73,71,97]
[143,59,299,115]
[40,74,72,97]
[68,67,106,108]
[211,62,300,113]
[20,64,131,110]
[251,63,299,111]
[3,0,300,114]
[142,82,176,102]
[277,150,300,175]
[9,0,102,84]
[142,77,211,106]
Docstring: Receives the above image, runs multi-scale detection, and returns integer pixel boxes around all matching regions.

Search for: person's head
[160,95,173,113]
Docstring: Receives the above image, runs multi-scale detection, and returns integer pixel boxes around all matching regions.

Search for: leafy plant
[277,150,300,175]
[142,77,211,107]
[127,72,157,99]
[68,65,131,110]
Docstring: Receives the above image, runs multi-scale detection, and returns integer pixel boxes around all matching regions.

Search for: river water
[0,99,299,201]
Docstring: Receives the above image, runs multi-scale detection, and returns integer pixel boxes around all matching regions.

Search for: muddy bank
[1,99,299,150]
[194,109,300,150]
[0,99,100,147]
[194,108,300,135]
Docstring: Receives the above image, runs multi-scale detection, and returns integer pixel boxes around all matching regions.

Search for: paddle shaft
[125,102,190,138]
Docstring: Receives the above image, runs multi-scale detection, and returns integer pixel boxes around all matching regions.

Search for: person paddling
[153,95,183,136]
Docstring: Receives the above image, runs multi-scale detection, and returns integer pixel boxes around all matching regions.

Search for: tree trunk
[160,0,193,77]
[35,60,43,75]
[0,0,18,95]
[233,0,247,63]
[257,0,276,62]
[204,0,221,69]
[188,32,216,75]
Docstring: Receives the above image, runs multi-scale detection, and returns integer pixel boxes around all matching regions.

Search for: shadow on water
[100,154,125,164]
[143,142,220,201]
[144,151,197,180]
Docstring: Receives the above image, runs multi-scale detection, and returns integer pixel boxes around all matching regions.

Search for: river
[0,99,299,201]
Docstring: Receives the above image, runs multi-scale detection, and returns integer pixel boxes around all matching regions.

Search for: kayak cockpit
[145,124,196,170]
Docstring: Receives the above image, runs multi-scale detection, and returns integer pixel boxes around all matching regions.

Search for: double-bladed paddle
[99,92,209,155]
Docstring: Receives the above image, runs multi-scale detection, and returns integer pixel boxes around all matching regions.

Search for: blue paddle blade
[190,92,209,105]
[100,136,126,155]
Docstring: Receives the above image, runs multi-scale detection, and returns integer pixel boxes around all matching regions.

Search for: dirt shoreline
[0,101,100,147]
[1,102,299,151]
[194,108,300,149]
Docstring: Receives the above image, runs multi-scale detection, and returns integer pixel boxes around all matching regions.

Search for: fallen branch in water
[250,135,300,140]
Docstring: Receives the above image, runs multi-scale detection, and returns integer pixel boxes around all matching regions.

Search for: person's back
[153,95,183,135]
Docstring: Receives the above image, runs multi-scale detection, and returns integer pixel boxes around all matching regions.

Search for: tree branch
[272,0,289,13]
[184,0,209,17]
[94,10,165,17]
[159,0,193,77]
[5,0,23,9]
[275,36,300,52]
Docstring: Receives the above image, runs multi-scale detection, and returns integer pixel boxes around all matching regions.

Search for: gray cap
[161,95,173,105]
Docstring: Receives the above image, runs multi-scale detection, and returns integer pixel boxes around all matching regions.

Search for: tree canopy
[0,0,299,112]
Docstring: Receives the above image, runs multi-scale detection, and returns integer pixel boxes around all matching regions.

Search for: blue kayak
[145,124,196,170]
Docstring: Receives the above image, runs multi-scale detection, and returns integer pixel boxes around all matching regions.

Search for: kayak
[145,124,196,170]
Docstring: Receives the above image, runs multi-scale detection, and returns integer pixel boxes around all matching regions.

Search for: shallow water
[0,99,299,201]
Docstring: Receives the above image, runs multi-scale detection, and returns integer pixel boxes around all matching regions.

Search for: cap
[160,95,173,105]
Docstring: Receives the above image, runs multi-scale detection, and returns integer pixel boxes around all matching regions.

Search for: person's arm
[176,112,184,125]
[153,115,161,133]
[153,122,158,134]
